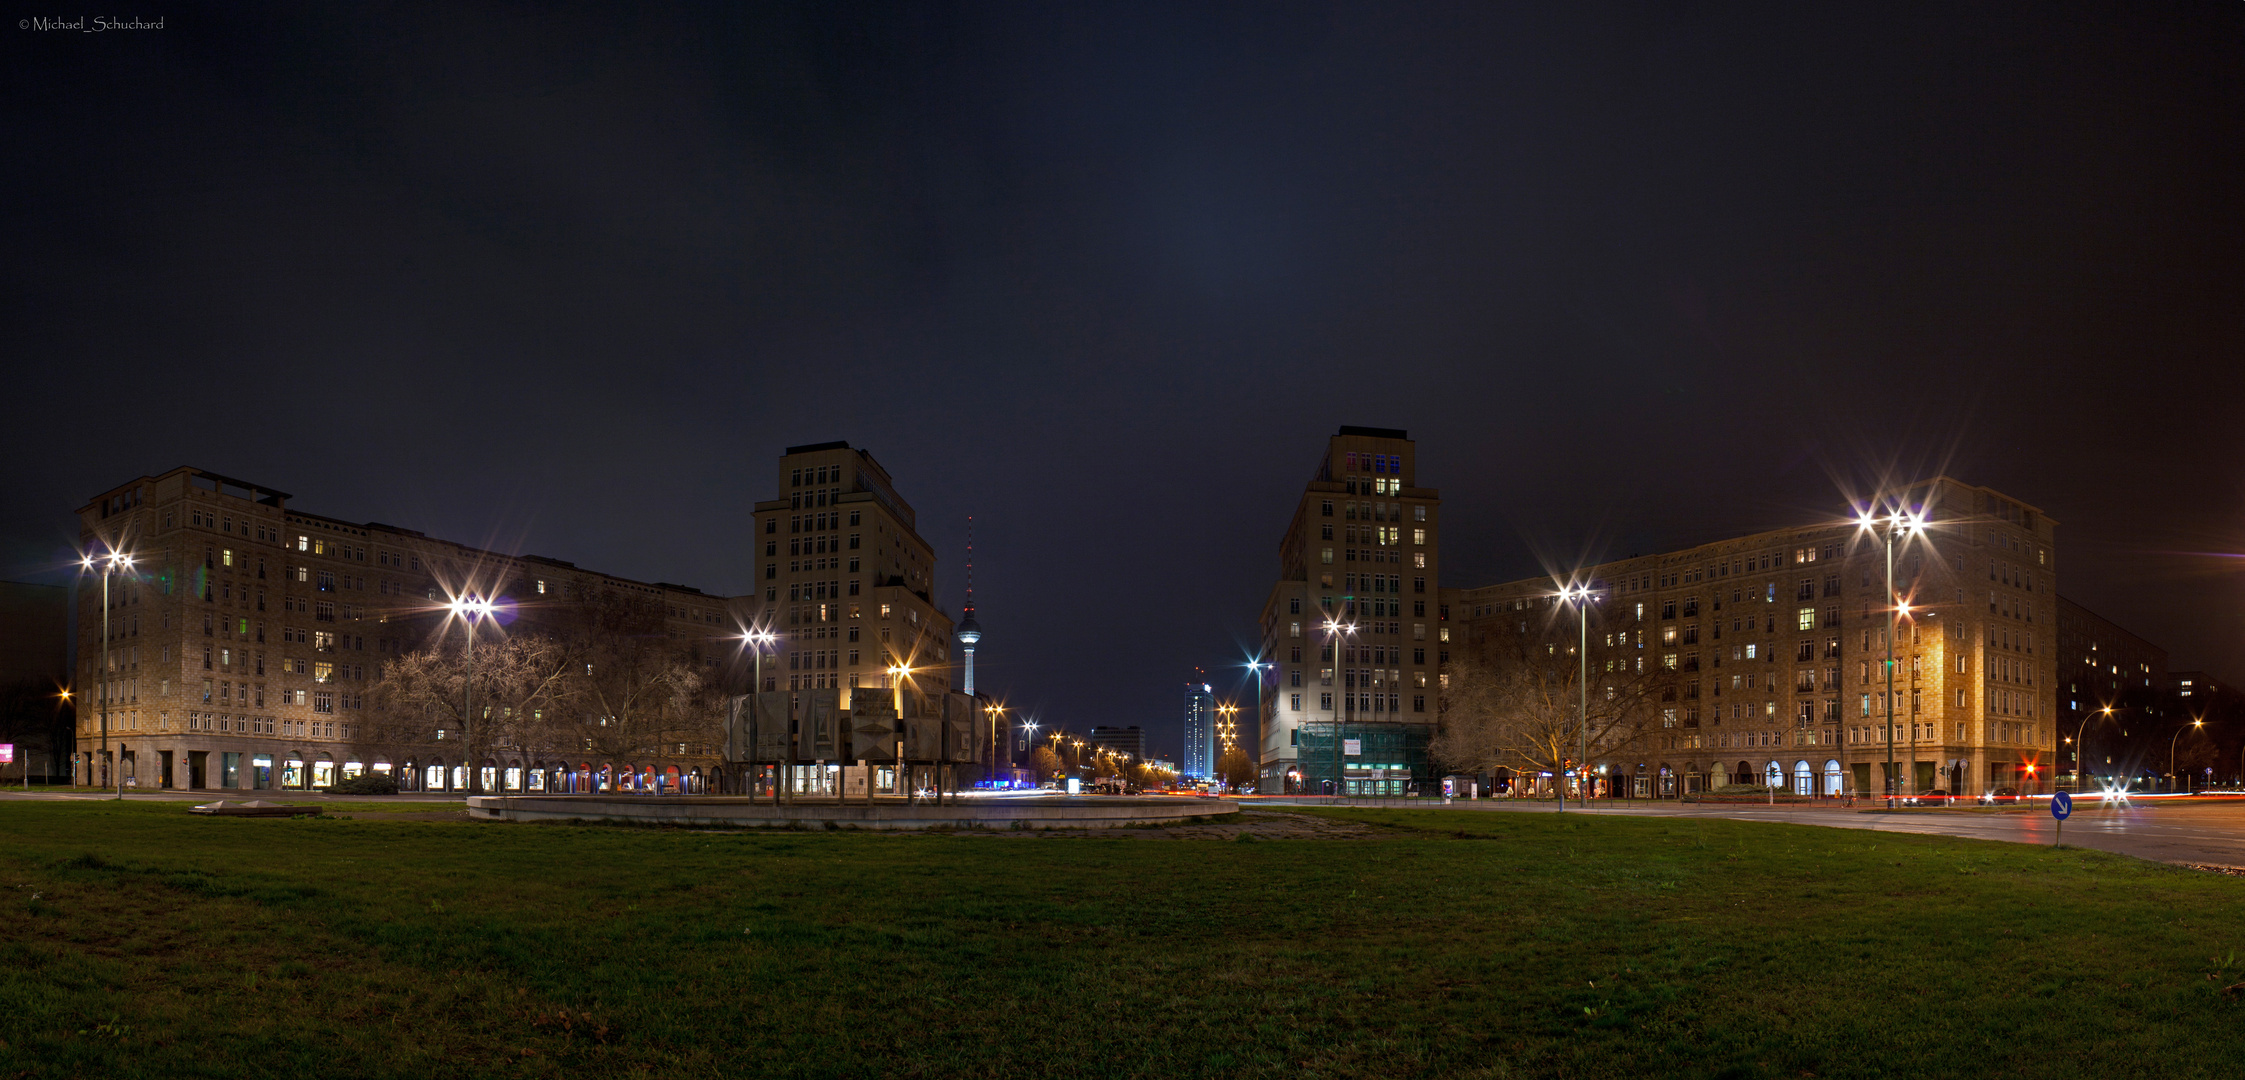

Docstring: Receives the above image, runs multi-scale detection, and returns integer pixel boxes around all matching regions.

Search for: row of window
[1286,692,1428,713]
[1320,500,1428,522]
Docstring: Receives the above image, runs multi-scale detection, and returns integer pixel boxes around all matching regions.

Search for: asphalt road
[1264,796,2245,868]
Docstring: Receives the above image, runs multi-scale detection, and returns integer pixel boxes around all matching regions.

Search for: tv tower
[955,515,982,696]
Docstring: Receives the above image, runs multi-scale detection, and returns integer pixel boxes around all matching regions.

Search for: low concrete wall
[462,795,1238,831]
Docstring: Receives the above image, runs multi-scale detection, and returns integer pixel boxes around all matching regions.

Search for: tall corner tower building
[1257,427,1441,795]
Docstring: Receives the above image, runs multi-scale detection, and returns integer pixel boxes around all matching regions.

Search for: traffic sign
[2050,791,2072,820]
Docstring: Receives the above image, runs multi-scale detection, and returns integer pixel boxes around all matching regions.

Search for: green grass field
[2,802,2241,1079]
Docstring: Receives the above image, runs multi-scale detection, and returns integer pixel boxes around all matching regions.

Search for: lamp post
[2169,719,2205,793]
[444,593,490,795]
[740,627,775,801]
[1557,584,1597,810]
[81,550,134,799]
[887,664,913,802]
[1857,507,1924,808]
[1244,656,1270,789]
[2070,706,2113,794]
[1020,719,1038,776]
[1323,617,1357,800]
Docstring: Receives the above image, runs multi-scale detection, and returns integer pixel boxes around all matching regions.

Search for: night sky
[8,3,2243,760]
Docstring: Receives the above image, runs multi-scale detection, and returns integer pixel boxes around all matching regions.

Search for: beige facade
[73,467,737,792]
[1257,427,1443,794]
[1451,477,2056,798]
[749,442,953,714]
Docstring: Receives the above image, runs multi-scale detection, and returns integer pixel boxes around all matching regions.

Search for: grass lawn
[2,803,2242,1079]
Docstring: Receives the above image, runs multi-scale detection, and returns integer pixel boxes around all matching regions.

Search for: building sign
[1343,739,1362,757]
[0,744,13,764]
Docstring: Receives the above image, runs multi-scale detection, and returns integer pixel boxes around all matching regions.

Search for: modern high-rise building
[1181,681,1214,780]
[1451,476,2056,800]
[750,442,954,709]
[69,467,738,793]
[1257,427,1442,795]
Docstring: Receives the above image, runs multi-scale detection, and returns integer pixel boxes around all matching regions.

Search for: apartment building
[749,442,954,710]
[1257,427,1442,795]
[1452,477,2057,799]
[72,467,738,792]
[2053,596,2171,787]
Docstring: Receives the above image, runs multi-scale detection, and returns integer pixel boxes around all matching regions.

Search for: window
[1797,607,1815,631]
[1321,501,1333,517]
[1412,529,1427,546]
[1321,547,1334,564]
[1290,694,1302,712]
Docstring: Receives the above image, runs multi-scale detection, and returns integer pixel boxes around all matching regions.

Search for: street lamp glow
[79,544,136,798]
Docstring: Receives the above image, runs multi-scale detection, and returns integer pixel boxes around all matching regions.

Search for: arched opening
[1823,758,1844,797]
[1735,760,1753,786]
[1658,764,1675,797]
[1792,759,1812,796]
[1764,760,1784,788]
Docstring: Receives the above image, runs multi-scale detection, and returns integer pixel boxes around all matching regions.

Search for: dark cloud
[7,1,2242,758]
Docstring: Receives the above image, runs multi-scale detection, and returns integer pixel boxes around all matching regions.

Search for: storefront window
[252,755,274,789]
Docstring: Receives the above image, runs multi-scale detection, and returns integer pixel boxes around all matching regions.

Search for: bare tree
[363,635,575,792]
[535,589,726,782]
[1431,627,1670,797]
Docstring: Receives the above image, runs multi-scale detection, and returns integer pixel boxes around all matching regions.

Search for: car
[1979,786,2021,805]
[1905,789,1952,806]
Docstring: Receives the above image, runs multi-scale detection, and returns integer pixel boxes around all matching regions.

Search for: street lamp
[1556,583,1598,811]
[1244,655,1271,788]
[1323,617,1357,800]
[980,701,1007,788]
[2071,706,2114,793]
[2170,719,2205,792]
[887,664,914,802]
[80,549,134,799]
[740,626,776,801]
[1020,719,1039,774]
[445,592,491,795]
[1857,505,1925,808]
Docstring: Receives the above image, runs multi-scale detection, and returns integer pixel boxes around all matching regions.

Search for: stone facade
[72,467,738,792]
[1451,477,2057,799]
[1257,427,1443,795]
